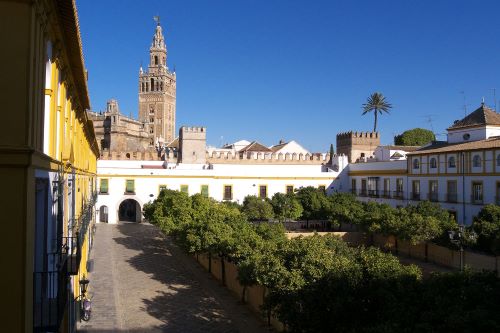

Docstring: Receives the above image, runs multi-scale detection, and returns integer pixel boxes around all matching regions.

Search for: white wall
[96,159,344,223]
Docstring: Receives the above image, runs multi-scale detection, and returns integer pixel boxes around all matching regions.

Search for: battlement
[206,151,345,165]
[100,150,177,163]
[336,131,379,140]
[180,126,206,133]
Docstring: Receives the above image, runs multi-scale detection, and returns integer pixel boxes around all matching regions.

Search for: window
[223,185,233,200]
[318,185,326,193]
[447,181,457,203]
[430,157,437,169]
[159,185,167,194]
[448,156,456,168]
[412,180,420,200]
[99,179,108,194]
[125,179,135,194]
[396,178,403,193]
[383,179,390,197]
[286,185,294,195]
[151,78,154,91]
[472,181,483,203]
[351,179,357,194]
[497,154,500,167]
[154,55,158,65]
[259,185,268,198]
[180,185,188,194]
[429,180,438,202]
[361,179,367,196]
[472,155,482,168]
[413,159,420,169]
[367,177,379,197]
[201,185,209,198]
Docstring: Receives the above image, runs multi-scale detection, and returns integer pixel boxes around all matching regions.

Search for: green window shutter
[201,185,209,197]
[180,185,188,194]
[224,185,232,200]
[100,179,108,193]
[126,180,135,193]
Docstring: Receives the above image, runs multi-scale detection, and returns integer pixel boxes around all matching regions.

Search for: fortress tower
[336,131,380,163]
[138,20,176,144]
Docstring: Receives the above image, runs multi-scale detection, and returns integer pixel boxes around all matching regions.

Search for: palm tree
[362,92,392,132]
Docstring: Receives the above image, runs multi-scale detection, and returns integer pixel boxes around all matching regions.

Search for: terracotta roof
[447,104,500,130]
[408,137,500,154]
[240,141,273,153]
[382,145,420,152]
[270,142,287,152]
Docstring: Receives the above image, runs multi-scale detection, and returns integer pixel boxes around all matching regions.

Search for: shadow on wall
[112,224,260,332]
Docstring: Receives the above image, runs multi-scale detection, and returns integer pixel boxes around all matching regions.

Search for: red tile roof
[448,104,500,130]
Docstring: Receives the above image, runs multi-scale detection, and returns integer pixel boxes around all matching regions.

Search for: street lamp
[448,225,476,271]
[79,278,90,295]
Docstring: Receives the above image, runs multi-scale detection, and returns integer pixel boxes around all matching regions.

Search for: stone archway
[118,199,141,222]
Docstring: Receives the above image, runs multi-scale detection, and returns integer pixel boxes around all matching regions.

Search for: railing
[427,192,439,202]
[33,263,68,332]
[471,195,483,205]
[359,189,368,197]
[381,190,391,198]
[350,188,357,195]
[63,235,81,275]
[392,191,404,200]
[368,190,379,198]
[411,192,420,201]
[496,196,500,205]
[447,193,458,203]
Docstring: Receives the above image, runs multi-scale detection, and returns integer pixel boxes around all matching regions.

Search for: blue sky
[77,0,500,152]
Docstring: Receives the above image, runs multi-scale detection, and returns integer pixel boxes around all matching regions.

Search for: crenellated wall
[206,151,341,164]
[336,131,380,163]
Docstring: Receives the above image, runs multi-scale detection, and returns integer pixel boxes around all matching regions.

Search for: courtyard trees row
[143,189,500,332]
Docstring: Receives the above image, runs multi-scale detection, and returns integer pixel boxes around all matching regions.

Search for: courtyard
[78,222,269,333]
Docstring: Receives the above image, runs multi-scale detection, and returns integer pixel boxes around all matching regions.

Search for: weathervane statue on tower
[153,15,160,25]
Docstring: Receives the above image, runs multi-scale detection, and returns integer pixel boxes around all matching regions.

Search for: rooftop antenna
[490,88,497,111]
[459,91,468,116]
[422,114,436,133]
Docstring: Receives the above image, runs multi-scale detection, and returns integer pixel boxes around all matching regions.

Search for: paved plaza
[78,223,269,333]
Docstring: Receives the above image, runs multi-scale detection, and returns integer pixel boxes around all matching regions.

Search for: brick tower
[138,20,176,144]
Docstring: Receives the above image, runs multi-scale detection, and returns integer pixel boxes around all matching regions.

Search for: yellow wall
[0,0,99,331]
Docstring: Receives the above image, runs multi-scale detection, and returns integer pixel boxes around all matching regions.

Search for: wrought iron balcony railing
[427,192,439,202]
[368,190,379,198]
[33,258,69,332]
[411,192,421,201]
[447,193,458,203]
[359,189,368,197]
[381,190,391,198]
[392,191,404,200]
[471,195,483,205]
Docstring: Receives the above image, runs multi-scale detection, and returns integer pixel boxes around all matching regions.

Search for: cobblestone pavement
[78,223,270,333]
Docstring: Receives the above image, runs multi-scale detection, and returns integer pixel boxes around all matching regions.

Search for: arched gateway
[118,199,142,222]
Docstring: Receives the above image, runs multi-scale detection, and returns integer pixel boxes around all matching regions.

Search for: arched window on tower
[151,78,154,91]
[141,82,145,92]
[156,81,159,91]
[160,82,163,91]
[155,56,158,65]
[146,82,149,92]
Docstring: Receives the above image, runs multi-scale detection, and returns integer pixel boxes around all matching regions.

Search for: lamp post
[448,226,465,271]
[79,278,90,296]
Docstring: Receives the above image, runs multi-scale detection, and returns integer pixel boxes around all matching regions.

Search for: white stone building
[344,104,500,225]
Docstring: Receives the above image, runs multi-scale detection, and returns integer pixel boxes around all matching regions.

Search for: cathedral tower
[138,20,176,144]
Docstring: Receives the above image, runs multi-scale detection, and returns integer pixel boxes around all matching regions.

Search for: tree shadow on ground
[113,223,267,333]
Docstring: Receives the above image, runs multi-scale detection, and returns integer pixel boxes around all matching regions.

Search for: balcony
[411,192,420,201]
[427,192,439,202]
[381,190,391,198]
[471,195,483,205]
[62,235,81,275]
[392,191,404,200]
[359,189,368,197]
[368,190,379,198]
[33,265,68,332]
[447,193,458,203]
[350,188,357,195]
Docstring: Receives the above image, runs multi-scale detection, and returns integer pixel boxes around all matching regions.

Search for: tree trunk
[374,109,378,132]
[241,285,246,303]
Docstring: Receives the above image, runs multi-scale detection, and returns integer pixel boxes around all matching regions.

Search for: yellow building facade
[0,0,99,331]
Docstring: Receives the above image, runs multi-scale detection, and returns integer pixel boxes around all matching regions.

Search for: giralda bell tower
[138,18,176,144]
